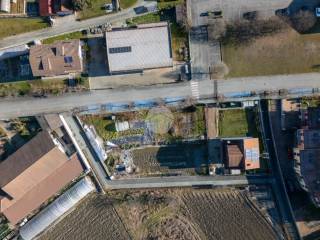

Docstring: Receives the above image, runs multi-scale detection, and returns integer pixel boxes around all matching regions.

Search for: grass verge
[0,18,49,39]
[119,0,137,9]
[42,31,85,44]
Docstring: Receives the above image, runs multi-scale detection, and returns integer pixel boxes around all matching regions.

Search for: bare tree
[290,10,316,33]
[210,62,229,79]
[208,18,227,41]
[222,17,287,45]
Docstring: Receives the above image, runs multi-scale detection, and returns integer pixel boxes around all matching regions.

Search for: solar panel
[109,46,132,54]
[245,148,259,162]
[64,56,73,63]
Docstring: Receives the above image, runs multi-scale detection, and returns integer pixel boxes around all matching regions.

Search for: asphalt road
[0,0,155,50]
[1,73,320,118]
[260,100,301,240]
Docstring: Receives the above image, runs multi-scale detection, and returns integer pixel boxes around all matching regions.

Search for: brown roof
[29,40,82,77]
[2,147,69,200]
[0,131,55,188]
[226,144,243,168]
[1,153,83,225]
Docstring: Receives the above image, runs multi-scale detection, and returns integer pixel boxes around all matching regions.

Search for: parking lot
[187,0,292,26]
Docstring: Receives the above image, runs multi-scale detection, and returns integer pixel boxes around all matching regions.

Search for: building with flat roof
[29,40,82,77]
[0,131,84,225]
[105,22,173,74]
[294,128,320,207]
[223,137,260,171]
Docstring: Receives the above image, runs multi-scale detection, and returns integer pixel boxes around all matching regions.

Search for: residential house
[29,40,82,77]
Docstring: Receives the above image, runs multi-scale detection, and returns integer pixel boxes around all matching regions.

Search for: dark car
[276,8,290,17]
[200,11,222,18]
[243,11,257,20]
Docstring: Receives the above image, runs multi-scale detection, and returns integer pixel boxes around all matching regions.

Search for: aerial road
[1,73,320,118]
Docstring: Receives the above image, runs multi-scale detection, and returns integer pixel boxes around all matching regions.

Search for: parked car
[316,7,320,17]
[104,3,113,13]
[276,8,290,17]
[200,11,222,18]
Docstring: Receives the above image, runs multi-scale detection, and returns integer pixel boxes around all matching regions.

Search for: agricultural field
[38,194,130,240]
[130,142,208,176]
[113,188,281,240]
[39,188,282,240]
[218,108,259,138]
[223,29,320,77]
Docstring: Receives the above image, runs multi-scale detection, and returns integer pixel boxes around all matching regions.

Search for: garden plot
[129,142,208,176]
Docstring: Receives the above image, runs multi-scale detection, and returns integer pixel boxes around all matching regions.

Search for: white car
[316,7,320,17]
[104,3,113,13]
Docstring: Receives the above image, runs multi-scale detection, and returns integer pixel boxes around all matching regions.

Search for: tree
[290,10,316,33]
[210,62,229,79]
[207,18,226,41]
[72,0,87,11]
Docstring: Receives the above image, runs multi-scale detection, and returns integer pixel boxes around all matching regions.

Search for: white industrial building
[19,177,95,240]
[105,22,173,74]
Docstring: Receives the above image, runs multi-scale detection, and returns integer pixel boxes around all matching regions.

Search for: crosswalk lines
[190,80,200,100]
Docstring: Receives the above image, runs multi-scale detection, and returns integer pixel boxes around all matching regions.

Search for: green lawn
[42,31,84,44]
[119,0,137,9]
[0,18,49,39]
[157,0,184,10]
[223,29,320,77]
[0,77,89,97]
[218,109,258,138]
[128,13,161,25]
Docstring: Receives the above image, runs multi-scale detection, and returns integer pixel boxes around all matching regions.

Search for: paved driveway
[189,26,221,79]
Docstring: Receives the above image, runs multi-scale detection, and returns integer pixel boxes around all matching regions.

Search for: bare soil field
[113,188,280,240]
[38,194,130,240]
[223,29,320,77]
[40,189,280,240]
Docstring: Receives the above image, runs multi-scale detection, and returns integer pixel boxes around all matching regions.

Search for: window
[51,47,57,56]
[109,46,132,54]
[64,56,73,64]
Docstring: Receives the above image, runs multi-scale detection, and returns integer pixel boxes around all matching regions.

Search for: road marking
[190,80,200,99]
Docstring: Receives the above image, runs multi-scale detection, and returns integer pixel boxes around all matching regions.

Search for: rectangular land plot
[223,30,320,77]
[132,142,208,175]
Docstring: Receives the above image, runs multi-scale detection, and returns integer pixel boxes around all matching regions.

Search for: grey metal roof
[105,22,173,73]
